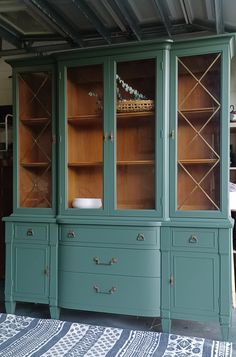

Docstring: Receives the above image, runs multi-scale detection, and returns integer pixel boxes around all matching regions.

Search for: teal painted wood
[59,271,160,316]
[60,225,160,247]
[12,64,56,216]
[59,246,160,277]
[58,50,167,218]
[169,38,232,219]
[170,250,219,318]
[4,221,58,318]
[4,35,234,339]
[13,244,50,300]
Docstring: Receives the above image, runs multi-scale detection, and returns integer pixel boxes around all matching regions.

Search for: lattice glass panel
[18,71,52,208]
[177,53,221,211]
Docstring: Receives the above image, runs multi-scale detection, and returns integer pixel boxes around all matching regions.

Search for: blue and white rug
[0,313,234,356]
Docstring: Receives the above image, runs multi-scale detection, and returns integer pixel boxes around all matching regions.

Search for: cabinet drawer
[14,223,49,242]
[59,246,160,277]
[60,225,159,247]
[171,228,218,251]
[59,271,160,316]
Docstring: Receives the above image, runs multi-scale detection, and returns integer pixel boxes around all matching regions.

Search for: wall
[0,59,12,106]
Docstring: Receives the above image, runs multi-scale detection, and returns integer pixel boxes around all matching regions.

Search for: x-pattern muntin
[21,120,51,164]
[177,54,221,210]
[19,72,52,208]
[19,72,51,120]
[21,164,51,207]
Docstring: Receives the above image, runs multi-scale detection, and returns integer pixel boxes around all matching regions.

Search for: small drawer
[14,223,49,242]
[171,228,218,251]
[60,225,159,247]
[59,271,160,316]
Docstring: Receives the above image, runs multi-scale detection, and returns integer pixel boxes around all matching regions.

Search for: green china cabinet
[4,34,234,340]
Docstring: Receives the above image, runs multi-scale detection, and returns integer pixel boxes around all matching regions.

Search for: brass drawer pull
[93,257,118,265]
[93,285,117,294]
[67,231,76,239]
[189,235,198,243]
[27,228,34,237]
[137,233,145,241]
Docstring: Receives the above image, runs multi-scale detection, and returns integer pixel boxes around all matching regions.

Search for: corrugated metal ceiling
[0,0,235,57]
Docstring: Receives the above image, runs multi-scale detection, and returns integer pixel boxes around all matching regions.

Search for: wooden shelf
[117,111,154,119]
[68,161,103,167]
[178,107,218,120]
[68,160,154,167]
[20,117,50,126]
[117,160,154,166]
[68,114,102,125]
[178,159,218,165]
[21,162,50,168]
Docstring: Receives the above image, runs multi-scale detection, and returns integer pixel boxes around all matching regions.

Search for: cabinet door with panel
[170,48,229,217]
[59,53,163,216]
[5,221,59,319]
[15,66,55,214]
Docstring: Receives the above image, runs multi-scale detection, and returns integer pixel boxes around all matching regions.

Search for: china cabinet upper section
[8,35,233,219]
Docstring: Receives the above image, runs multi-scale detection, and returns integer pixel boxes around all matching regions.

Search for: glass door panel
[67,64,103,209]
[177,53,221,211]
[19,71,52,208]
[116,59,156,210]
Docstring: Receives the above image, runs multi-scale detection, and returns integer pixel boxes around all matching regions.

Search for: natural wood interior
[67,65,103,208]
[18,72,52,208]
[116,59,155,210]
[177,53,221,211]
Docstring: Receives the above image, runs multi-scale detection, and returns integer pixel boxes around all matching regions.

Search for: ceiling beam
[23,0,84,47]
[153,0,172,38]
[0,21,23,48]
[101,0,126,32]
[113,0,142,41]
[214,0,224,34]
[71,0,111,44]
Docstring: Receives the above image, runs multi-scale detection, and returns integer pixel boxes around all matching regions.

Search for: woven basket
[117,99,154,112]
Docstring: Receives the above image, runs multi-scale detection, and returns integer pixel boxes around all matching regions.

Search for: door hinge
[170,273,174,287]
[160,61,164,71]
[52,135,56,144]
[160,129,164,138]
[59,71,62,80]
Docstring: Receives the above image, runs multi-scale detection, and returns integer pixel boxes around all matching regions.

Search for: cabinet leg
[161,318,171,333]
[5,301,16,314]
[49,306,60,320]
[220,324,230,341]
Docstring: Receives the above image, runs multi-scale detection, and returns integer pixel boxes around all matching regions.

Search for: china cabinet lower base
[4,219,233,340]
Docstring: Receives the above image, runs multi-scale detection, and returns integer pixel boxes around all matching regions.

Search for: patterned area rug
[0,313,234,356]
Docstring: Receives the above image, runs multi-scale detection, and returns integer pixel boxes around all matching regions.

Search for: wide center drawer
[59,271,160,317]
[60,225,159,247]
[59,246,160,277]
[171,228,218,251]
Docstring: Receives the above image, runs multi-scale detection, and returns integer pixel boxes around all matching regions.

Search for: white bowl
[72,198,102,209]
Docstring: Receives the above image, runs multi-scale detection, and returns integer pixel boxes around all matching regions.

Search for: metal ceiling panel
[0,0,235,57]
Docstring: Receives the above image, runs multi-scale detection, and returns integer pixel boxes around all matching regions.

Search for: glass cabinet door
[18,70,53,208]
[66,64,103,209]
[177,53,221,211]
[115,59,156,210]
